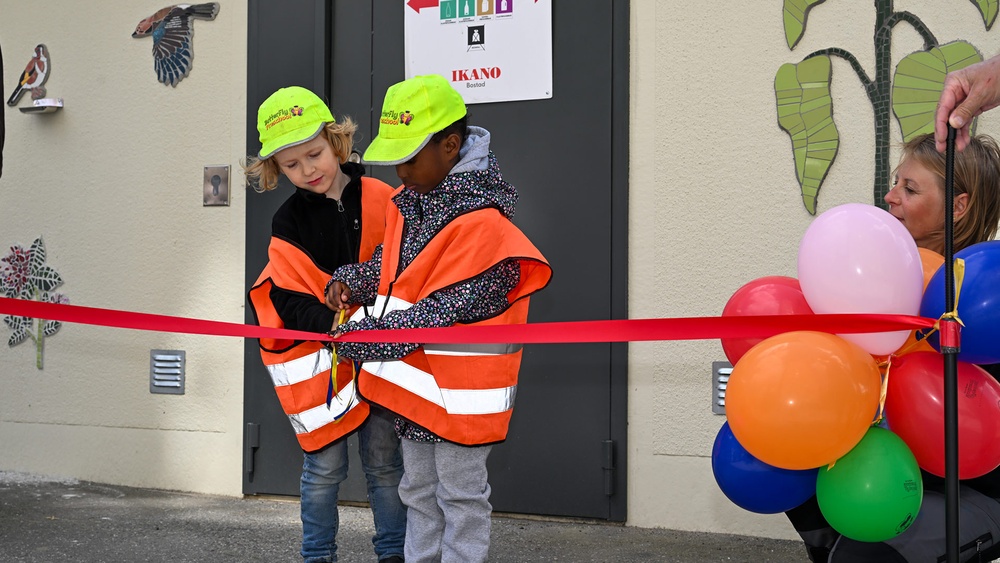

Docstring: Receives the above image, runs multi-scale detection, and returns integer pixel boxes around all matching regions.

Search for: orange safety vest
[354,199,552,445]
[248,177,391,452]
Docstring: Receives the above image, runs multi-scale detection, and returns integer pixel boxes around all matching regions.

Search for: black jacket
[269,162,366,333]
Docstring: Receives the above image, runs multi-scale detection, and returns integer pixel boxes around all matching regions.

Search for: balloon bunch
[712,204,1000,543]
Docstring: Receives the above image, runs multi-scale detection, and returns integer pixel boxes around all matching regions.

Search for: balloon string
[939,258,966,327]
[902,257,967,350]
[875,356,892,427]
[875,258,965,432]
[892,332,932,358]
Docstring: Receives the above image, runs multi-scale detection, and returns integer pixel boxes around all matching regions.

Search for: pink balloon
[797,204,924,355]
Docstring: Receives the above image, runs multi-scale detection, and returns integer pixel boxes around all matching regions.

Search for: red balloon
[721,276,814,365]
[884,351,1000,479]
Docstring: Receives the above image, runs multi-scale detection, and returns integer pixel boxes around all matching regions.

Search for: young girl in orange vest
[245,86,405,563]
[326,74,551,563]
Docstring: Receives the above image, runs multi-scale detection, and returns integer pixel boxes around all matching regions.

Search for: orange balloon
[917,248,944,290]
[726,331,882,470]
[895,248,943,356]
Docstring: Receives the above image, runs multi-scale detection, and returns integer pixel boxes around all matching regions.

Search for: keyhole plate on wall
[203,165,230,206]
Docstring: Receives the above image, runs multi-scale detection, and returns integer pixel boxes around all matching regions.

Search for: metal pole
[942,126,960,563]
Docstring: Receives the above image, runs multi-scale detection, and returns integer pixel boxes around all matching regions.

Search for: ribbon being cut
[0,295,934,345]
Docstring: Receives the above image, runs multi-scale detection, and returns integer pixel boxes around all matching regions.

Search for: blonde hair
[243,117,358,193]
[895,133,1000,252]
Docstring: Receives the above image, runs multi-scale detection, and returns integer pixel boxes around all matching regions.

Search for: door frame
[245,0,629,522]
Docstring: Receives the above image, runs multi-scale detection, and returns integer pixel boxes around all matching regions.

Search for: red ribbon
[0,296,936,344]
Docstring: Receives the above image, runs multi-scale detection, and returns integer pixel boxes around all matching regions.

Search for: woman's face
[884,158,945,250]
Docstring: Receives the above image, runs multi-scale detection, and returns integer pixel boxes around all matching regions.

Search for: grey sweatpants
[399,438,493,563]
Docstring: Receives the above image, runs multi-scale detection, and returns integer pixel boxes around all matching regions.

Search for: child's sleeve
[336,259,521,361]
[330,244,384,305]
[269,285,336,333]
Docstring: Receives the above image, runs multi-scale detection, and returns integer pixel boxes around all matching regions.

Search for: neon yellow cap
[362,75,467,165]
[257,86,334,159]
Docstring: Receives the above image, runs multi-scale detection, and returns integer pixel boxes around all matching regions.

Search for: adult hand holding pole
[935,55,1000,152]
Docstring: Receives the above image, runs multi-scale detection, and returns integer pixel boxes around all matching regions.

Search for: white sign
[404,0,553,104]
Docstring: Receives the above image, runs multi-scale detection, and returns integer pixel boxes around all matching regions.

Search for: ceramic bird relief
[7,44,49,106]
[132,3,220,87]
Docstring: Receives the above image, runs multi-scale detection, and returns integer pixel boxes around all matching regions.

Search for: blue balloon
[711,422,819,514]
[920,240,1000,364]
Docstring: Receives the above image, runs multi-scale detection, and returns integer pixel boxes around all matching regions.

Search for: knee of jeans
[302,450,350,485]
[362,456,403,487]
[302,463,349,487]
[360,437,403,479]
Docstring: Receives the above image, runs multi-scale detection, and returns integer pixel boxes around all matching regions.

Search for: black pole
[942,126,960,563]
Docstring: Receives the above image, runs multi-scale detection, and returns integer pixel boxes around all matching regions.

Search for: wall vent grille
[150,350,185,395]
[712,361,732,415]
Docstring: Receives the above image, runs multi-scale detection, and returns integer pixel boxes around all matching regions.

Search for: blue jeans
[300,405,406,563]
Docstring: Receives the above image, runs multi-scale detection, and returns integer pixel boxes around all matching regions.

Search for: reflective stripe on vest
[422,343,523,356]
[288,377,360,434]
[266,348,332,387]
[363,358,516,415]
[351,293,519,415]
[264,347,363,434]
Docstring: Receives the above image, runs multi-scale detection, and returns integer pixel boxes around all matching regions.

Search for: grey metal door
[245,0,628,521]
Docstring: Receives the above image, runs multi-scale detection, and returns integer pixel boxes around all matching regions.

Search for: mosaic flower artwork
[1,237,67,369]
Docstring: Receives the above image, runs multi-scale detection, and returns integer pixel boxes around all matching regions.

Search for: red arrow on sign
[407,0,439,12]
[408,0,536,13]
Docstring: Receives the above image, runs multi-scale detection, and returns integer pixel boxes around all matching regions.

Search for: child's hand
[325,281,353,311]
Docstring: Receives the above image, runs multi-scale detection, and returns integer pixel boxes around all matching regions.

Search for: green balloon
[816,427,923,542]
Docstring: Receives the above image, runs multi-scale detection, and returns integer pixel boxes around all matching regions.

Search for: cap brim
[361,133,434,166]
[258,123,326,159]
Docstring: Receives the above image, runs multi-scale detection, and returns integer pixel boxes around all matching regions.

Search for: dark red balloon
[884,351,1000,479]
[721,276,814,365]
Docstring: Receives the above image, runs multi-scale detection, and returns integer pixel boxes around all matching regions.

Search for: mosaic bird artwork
[132,3,220,87]
[6,44,50,106]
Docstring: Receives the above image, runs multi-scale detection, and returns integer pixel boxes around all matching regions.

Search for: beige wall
[0,1,248,495]
[1,0,998,538]
[629,0,999,538]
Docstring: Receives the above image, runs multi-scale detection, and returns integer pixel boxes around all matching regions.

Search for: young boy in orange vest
[326,74,551,562]
[245,86,405,563]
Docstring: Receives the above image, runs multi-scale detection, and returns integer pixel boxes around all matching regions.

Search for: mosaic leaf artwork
[775,56,839,215]
[775,0,992,214]
[782,0,827,50]
[892,42,982,142]
[1,237,67,369]
[970,0,998,29]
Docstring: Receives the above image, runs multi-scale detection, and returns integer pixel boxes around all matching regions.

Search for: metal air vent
[712,361,732,414]
[150,350,185,395]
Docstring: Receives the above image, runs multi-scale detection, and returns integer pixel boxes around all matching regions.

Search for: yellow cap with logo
[362,74,467,166]
[257,86,334,159]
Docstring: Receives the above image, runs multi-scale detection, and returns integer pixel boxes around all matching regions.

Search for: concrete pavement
[0,472,807,562]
